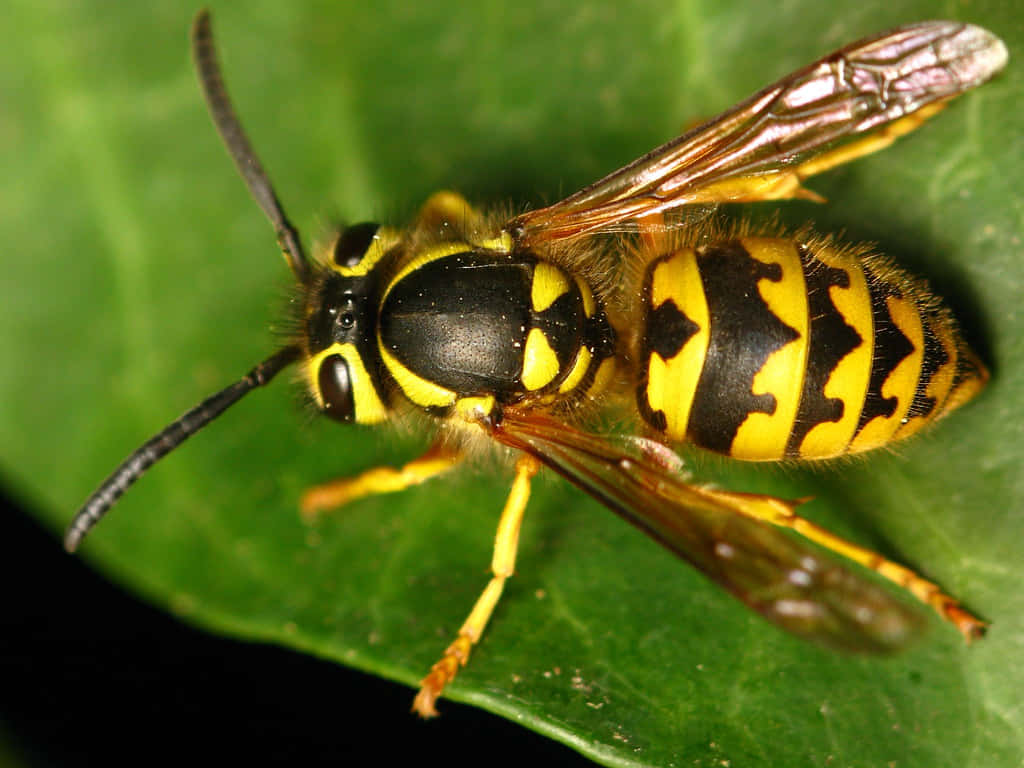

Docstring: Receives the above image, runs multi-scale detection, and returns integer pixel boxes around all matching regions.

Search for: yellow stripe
[798,247,874,457]
[574,275,596,318]
[383,242,475,302]
[531,262,571,313]
[591,357,617,397]
[374,241,476,409]
[379,343,457,408]
[477,231,513,252]
[730,239,808,460]
[521,328,561,391]
[558,346,592,394]
[644,249,709,440]
[849,294,924,452]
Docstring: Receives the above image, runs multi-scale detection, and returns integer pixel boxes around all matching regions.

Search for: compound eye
[332,222,380,268]
[317,354,355,423]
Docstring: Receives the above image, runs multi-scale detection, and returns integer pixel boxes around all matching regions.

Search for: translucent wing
[491,409,926,652]
[510,22,1007,245]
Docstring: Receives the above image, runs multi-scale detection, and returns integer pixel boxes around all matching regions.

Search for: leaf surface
[2,1,1022,765]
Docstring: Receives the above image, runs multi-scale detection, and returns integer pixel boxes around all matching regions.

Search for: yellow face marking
[521,328,561,391]
[558,346,592,395]
[730,239,809,460]
[379,343,457,409]
[645,249,710,441]
[306,343,390,424]
[332,226,401,278]
[798,248,874,458]
[531,262,571,313]
[850,294,924,452]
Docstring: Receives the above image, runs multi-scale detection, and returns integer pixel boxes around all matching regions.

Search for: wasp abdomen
[380,249,614,411]
[637,237,986,460]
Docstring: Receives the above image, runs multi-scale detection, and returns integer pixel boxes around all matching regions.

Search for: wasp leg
[701,487,985,641]
[412,454,540,718]
[300,441,462,519]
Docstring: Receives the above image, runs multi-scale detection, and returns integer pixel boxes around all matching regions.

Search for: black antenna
[65,345,301,552]
[66,13,317,551]
[191,9,311,284]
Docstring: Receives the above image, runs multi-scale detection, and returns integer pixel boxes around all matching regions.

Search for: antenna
[65,345,301,552]
[191,9,311,284]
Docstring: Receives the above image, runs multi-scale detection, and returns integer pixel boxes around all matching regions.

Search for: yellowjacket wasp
[66,12,1007,716]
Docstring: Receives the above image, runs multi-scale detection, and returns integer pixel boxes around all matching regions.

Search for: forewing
[492,410,926,653]
[511,22,1007,245]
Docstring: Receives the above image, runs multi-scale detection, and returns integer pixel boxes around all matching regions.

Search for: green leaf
[3,0,1022,765]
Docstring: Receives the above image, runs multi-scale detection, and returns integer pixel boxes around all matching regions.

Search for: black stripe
[854,268,916,434]
[688,242,799,454]
[785,247,863,456]
[636,256,668,432]
[905,313,949,421]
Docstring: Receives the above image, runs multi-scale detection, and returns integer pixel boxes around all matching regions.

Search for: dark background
[2,491,592,766]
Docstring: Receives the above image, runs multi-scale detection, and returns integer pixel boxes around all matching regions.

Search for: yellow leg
[412,454,540,718]
[699,486,985,642]
[300,442,462,520]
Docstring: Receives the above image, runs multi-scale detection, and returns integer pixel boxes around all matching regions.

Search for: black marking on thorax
[380,250,594,401]
[380,252,532,397]
[687,241,799,454]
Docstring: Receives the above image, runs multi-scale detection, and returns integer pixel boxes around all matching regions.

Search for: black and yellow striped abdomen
[636,237,986,460]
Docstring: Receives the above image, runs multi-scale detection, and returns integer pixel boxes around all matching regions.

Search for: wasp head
[303,223,392,424]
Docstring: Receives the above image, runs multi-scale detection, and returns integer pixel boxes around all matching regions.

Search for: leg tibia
[412,455,539,717]
[301,442,461,519]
